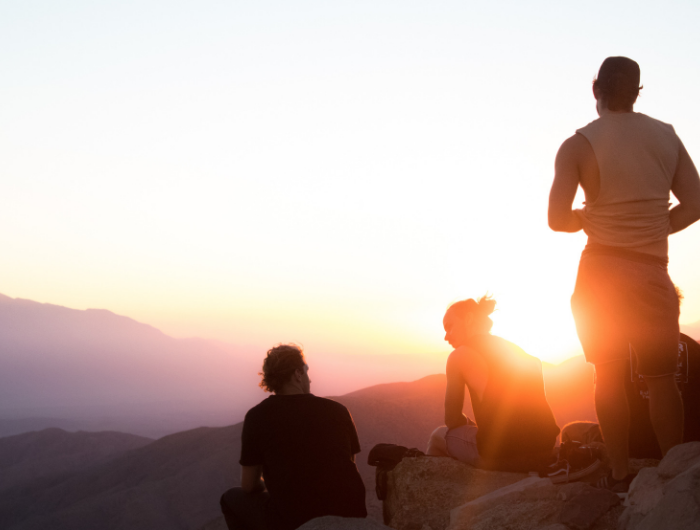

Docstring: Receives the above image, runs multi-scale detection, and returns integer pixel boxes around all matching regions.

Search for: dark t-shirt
[626,333,700,458]
[240,393,367,530]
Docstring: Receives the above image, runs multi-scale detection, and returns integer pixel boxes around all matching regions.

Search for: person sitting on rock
[427,296,561,471]
[220,343,367,530]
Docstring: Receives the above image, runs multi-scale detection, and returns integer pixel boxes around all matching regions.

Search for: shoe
[539,445,601,485]
[595,473,636,499]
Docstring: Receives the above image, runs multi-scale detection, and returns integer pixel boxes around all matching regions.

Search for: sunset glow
[2,1,700,371]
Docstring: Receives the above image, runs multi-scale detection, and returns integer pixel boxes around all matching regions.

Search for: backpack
[367,443,425,500]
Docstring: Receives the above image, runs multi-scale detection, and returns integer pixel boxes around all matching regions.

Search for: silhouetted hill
[0,425,241,530]
[0,363,598,530]
[0,293,267,437]
[0,428,152,493]
[0,293,445,438]
[0,376,456,530]
[681,321,700,341]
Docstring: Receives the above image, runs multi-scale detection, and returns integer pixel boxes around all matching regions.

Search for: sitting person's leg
[220,487,269,530]
[427,426,449,456]
[444,421,480,467]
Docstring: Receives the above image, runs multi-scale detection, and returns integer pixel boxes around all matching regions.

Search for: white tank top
[576,112,680,259]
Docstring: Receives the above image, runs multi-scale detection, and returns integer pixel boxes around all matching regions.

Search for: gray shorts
[445,423,480,466]
[571,252,679,376]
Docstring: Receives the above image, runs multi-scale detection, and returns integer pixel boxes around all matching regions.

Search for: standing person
[427,296,561,472]
[548,56,700,495]
[220,344,366,530]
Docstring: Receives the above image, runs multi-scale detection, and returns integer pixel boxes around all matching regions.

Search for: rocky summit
[619,441,700,530]
[380,446,700,530]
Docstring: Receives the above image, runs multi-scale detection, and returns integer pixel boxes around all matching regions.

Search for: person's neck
[599,107,634,116]
[275,386,306,396]
[461,330,490,344]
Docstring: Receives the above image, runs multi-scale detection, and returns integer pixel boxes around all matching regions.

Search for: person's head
[593,57,642,114]
[259,343,310,395]
[443,295,496,348]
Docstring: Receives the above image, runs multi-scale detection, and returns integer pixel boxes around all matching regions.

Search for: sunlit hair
[447,295,496,333]
[593,56,642,112]
[259,343,306,394]
[675,285,684,308]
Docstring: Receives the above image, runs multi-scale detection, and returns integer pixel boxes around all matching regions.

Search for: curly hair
[259,343,306,393]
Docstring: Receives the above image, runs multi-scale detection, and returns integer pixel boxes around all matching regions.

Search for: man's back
[240,394,366,529]
[548,56,700,494]
[575,112,679,254]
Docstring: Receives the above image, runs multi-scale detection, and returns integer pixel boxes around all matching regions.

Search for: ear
[465,312,475,326]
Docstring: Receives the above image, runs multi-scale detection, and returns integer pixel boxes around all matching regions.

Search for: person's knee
[220,488,246,514]
[427,425,449,455]
[430,425,448,441]
[643,374,679,393]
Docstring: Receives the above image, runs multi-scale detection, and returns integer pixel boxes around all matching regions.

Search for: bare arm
[548,135,585,233]
[241,465,265,493]
[445,352,468,429]
[670,141,700,234]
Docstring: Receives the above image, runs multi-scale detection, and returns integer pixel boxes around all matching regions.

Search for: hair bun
[476,295,496,316]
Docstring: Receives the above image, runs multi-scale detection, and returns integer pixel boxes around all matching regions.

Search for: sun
[492,305,583,365]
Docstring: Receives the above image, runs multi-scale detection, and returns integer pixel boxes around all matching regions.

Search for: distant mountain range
[0,428,152,493]
[0,293,446,438]
[1,292,697,529]
[0,375,444,530]
[0,293,267,437]
[0,360,603,530]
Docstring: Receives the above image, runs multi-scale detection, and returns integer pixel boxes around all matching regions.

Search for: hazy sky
[2,0,700,364]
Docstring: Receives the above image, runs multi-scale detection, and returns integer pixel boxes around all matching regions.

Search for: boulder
[383,458,624,530]
[382,457,528,530]
[298,516,392,530]
[447,479,619,530]
[447,477,560,530]
[558,486,620,530]
[620,442,700,530]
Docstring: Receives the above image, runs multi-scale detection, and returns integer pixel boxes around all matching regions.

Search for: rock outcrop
[447,478,620,530]
[382,457,529,530]
[619,442,700,530]
[382,455,668,530]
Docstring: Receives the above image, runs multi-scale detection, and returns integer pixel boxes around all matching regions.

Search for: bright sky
[2,0,700,365]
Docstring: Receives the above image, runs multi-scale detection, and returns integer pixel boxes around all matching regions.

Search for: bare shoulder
[557,133,591,160]
[447,345,480,370]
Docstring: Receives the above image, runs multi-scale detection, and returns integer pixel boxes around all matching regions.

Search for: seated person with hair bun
[220,343,366,530]
[427,296,561,471]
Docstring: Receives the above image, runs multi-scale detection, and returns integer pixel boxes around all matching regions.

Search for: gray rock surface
[446,479,620,530]
[297,516,392,530]
[558,486,619,530]
[656,441,700,479]
[383,456,637,530]
[382,457,528,530]
[620,442,700,530]
[447,477,560,530]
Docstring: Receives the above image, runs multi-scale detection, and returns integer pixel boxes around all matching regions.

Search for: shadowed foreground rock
[383,457,528,530]
[447,478,619,530]
[382,456,640,530]
[620,441,700,530]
